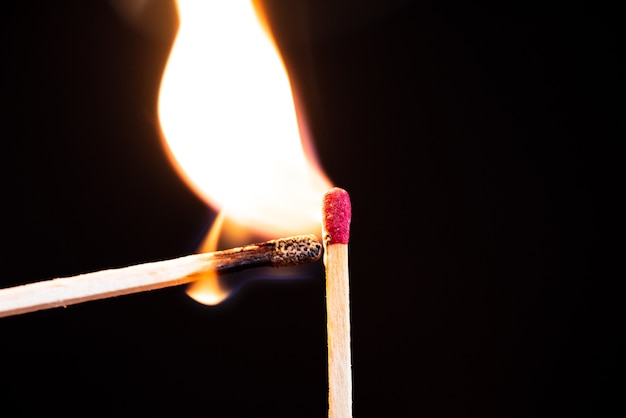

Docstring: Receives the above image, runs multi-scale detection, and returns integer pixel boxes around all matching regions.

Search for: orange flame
[157,0,331,305]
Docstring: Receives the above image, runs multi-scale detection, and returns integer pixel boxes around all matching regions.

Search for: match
[0,234,322,318]
[323,187,353,418]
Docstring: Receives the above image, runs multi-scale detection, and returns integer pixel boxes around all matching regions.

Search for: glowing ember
[157,0,331,304]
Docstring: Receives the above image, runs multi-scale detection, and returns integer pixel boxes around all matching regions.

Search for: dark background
[1,1,621,417]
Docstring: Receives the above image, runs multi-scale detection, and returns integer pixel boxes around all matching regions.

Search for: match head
[271,234,323,267]
[322,187,352,245]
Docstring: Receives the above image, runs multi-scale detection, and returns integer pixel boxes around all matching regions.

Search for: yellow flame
[157,0,331,305]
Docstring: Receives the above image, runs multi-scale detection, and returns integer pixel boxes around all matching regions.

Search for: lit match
[0,234,322,318]
[323,187,353,418]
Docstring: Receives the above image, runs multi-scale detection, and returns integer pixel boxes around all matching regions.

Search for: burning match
[323,187,353,418]
[0,234,322,318]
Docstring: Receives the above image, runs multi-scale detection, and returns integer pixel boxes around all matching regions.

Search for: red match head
[322,187,352,245]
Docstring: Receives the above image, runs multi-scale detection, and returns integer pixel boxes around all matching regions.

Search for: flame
[157,1,331,305]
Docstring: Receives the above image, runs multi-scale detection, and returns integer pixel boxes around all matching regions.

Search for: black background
[1,1,621,417]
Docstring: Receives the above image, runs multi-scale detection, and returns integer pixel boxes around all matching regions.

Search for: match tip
[271,235,323,267]
[322,187,352,245]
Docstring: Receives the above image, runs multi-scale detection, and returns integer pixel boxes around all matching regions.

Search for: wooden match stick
[0,234,322,318]
[323,187,353,418]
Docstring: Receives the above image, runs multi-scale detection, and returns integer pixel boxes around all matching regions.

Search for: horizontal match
[0,234,322,318]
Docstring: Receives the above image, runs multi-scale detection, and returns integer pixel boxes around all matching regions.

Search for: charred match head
[270,234,323,267]
[322,187,352,245]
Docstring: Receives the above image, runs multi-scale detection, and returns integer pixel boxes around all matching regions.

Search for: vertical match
[322,187,353,418]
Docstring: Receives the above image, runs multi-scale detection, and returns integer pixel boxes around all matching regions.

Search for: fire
[157,1,331,304]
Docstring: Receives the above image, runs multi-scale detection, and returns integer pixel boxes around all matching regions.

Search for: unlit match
[323,187,353,418]
[0,234,322,318]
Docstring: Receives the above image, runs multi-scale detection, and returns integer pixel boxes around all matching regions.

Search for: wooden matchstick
[0,234,322,318]
[323,187,353,418]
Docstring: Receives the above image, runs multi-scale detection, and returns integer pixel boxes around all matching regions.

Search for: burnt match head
[323,187,352,245]
[270,234,323,267]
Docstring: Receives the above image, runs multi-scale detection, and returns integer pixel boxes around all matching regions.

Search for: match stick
[0,234,322,318]
[323,187,353,418]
